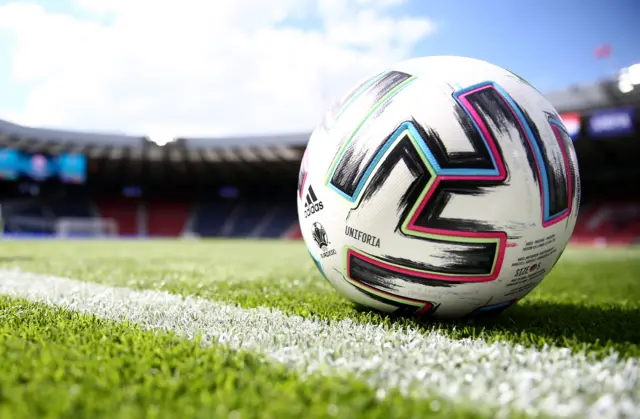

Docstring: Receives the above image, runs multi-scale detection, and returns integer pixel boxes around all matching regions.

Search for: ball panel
[299,55,580,319]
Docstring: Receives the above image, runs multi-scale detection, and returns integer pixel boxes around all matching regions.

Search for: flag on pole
[594,44,612,60]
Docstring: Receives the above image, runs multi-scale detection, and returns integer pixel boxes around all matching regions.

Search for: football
[298,56,581,319]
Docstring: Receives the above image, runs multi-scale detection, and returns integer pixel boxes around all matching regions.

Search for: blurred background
[0,0,638,246]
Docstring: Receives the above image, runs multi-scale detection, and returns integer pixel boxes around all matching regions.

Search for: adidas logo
[303,185,324,218]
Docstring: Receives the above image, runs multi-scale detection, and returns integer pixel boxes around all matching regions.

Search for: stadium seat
[96,198,138,236]
[192,202,237,237]
[571,199,640,245]
[227,205,270,237]
[261,205,298,238]
[146,201,191,237]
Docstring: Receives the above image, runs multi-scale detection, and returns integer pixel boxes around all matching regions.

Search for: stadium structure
[1,65,640,419]
[1,67,639,244]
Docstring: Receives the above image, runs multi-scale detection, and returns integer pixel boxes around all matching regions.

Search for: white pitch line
[0,269,638,419]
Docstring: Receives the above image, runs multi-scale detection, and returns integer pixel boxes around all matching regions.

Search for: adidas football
[297,56,580,319]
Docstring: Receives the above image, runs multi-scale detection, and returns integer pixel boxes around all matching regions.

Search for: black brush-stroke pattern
[322,71,387,129]
[358,134,428,203]
[465,88,539,187]
[467,87,571,218]
[384,247,495,276]
[415,108,496,170]
[348,125,498,275]
[528,110,569,217]
[549,114,577,213]
[329,71,412,197]
[351,284,439,317]
[393,303,438,318]
[297,164,306,195]
[568,139,581,218]
[349,252,458,290]
[411,181,502,231]
[560,119,580,214]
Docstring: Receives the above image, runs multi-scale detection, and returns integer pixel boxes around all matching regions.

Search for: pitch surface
[0,240,638,418]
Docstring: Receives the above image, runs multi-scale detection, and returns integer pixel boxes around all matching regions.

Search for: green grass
[0,296,488,419]
[0,240,638,418]
[1,240,639,359]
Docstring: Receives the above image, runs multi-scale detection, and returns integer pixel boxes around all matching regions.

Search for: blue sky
[2,0,638,92]
[409,0,640,92]
[0,0,638,133]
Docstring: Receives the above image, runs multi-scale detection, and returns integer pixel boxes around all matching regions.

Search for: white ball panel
[298,56,580,319]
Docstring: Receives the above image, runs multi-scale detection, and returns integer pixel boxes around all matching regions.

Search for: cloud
[0,0,435,140]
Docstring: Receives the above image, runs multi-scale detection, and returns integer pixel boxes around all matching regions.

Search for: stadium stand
[192,202,236,237]
[1,71,639,244]
[260,205,298,238]
[146,200,192,237]
[96,198,139,236]
[572,199,640,245]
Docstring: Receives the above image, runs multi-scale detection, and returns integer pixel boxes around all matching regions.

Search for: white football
[297,56,581,319]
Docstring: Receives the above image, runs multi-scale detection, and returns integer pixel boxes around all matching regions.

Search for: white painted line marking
[0,269,637,418]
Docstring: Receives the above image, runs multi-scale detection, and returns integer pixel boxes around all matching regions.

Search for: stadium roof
[0,119,305,166]
[2,73,639,164]
[181,132,309,148]
[0,119,146,146]
[546,77,640,113]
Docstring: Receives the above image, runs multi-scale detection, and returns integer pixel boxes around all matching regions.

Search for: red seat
[146,201,191,237]
[96,198,138,235]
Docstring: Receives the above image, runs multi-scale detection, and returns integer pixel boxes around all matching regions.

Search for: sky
[0,0,638,142]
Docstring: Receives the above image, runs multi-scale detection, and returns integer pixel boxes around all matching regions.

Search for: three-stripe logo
[303,185,324,218]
